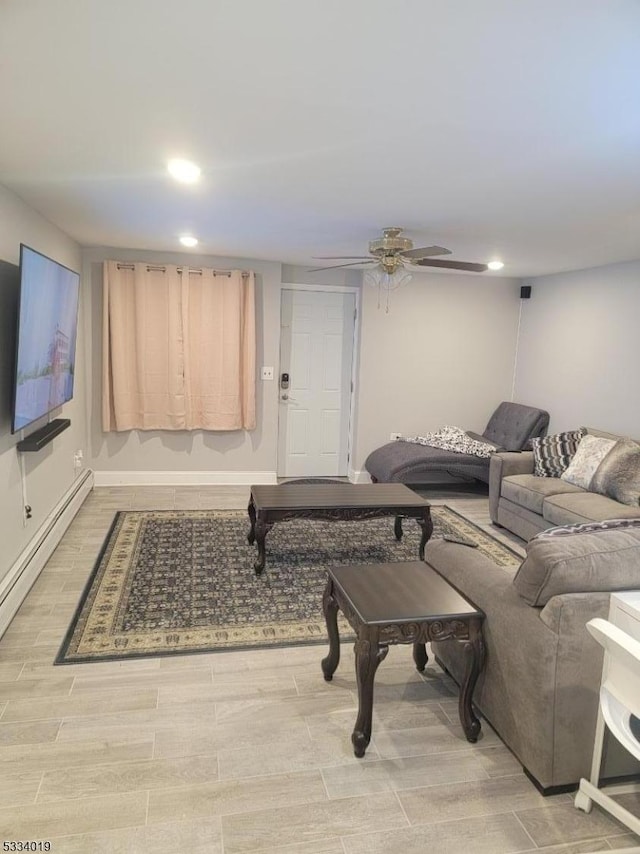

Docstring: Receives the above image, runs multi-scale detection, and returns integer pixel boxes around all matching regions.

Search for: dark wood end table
[247,483,432,575]
[321,560,485,758]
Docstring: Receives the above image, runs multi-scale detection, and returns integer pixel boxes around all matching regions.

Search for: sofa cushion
[542,491,640,526]
[560,435,616,489]
[364,440,492,483]
[482,401,550,452]
[502,474,585,515]
[531,428,586,478]
[496,498,553,541]
[591,438,640,507]
[513,523,640,606]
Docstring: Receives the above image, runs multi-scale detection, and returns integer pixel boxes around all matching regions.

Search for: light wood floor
[0,485,636,852]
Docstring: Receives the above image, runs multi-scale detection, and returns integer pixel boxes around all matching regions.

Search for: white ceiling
[1,0,639,277]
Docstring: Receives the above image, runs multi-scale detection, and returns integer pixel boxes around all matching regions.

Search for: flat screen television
[12,245,80,433]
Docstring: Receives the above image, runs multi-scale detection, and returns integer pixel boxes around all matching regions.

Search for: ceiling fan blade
[400,245,452,260]
[311,255,374,260]
[413,258,489,273]
[307,260,376,272]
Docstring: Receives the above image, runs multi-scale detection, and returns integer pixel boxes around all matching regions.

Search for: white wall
[352,270,523,472]
[85,253,371,480]
[514,261,640,436]
[281,264,362,288]
[83,247,283,478]
[0,183,86,587]
[87,252,521,480]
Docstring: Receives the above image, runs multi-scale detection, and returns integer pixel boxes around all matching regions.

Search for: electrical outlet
[260,366,274,380]
[390,432,402,441]
[74,449,84,470]
[23,504,32,525]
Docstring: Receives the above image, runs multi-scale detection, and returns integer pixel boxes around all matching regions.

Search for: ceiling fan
[308,227,489,275]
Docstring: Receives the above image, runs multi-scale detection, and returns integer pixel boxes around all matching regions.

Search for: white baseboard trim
[348,468,371,484]
[93,470,278,487]
[0,469,94,640]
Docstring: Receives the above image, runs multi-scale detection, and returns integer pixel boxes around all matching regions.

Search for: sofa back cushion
[482,402,550,452]
[513,519,640,606]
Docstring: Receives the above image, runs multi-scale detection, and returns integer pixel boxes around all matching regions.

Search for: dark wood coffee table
[321,560,485,757]
[247,483,432,574]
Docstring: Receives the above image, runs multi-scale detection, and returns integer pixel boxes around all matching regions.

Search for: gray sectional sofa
[490,428,640,540]
[424,427,640,792]
[426,525,640,792]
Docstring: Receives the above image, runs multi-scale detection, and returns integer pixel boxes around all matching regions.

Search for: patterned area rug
[56,506,520,663]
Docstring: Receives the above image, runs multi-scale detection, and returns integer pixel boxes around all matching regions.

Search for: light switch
[261,366,274,380]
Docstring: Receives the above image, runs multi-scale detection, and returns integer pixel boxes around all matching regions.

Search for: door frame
[276,283,361,480]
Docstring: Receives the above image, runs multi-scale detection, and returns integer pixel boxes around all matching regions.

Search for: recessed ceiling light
[167,159,201,183]
[179,235,198,247]
[487,260,504,271]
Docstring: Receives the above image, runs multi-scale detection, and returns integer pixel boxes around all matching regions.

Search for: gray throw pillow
[591,438,640,506]
[560,434,616,489]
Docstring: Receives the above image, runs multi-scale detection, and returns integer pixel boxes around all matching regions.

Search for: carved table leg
[417,508,434,560]
[247,494,257,545]
[458,618,485,742]
[321,577,341,681]
[253,516,273,575]
[413,641,428,672]
[352,631,388,758]
[394,516,403,541]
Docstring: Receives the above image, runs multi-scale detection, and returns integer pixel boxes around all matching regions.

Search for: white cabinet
[609,591,640,639]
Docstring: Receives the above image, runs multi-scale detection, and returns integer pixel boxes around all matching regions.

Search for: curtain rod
[115,263,251,277]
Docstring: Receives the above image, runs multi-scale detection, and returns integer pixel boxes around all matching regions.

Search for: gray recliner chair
[365,401,549,485]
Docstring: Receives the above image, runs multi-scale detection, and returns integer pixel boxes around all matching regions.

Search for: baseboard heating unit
[0,469,94,639]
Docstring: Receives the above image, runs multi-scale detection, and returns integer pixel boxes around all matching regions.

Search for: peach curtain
[102,261,256,431]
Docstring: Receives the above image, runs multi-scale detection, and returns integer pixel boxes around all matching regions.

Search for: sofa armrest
[489,451,534,523]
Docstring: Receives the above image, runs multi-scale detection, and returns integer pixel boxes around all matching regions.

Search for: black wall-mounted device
[520,285,532,299]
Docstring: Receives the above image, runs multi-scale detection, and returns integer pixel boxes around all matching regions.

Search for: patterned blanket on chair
[399,425,497,459]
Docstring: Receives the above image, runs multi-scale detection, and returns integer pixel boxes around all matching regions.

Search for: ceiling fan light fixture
[487,260,504,271]
[365,266,413,312]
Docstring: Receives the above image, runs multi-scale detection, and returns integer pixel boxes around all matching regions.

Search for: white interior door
[278,289,356,477]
